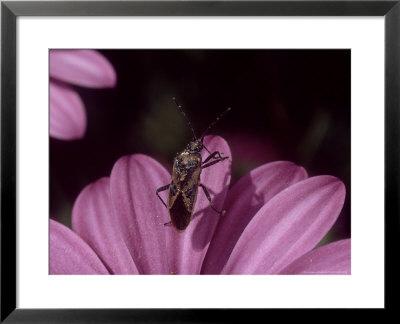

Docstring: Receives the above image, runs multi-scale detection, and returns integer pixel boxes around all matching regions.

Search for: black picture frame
[1,0,398,322]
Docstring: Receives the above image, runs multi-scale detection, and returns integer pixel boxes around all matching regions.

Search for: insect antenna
[200,106,231,140]
[173,97,197,140]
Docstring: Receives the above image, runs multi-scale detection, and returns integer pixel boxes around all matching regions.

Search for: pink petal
[50,219,109,274]
[165,136,232,274]
[71,177,139,274]
[50,81,86,140]
[109,154,171,274]
[50,50,116,88]
[202,161,308,274]
[221,176,346,274]
[279,239,351,274]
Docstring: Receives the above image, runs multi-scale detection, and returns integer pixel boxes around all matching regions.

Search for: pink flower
[50,50,116,140]
[50,136,350,274]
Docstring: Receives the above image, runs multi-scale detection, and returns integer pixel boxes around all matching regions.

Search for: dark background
[50,49,350,244]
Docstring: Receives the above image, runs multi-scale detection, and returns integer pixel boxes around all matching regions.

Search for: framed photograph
[1,0,397,321]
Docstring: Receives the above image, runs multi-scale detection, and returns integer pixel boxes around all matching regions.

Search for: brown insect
[156,98,231,231]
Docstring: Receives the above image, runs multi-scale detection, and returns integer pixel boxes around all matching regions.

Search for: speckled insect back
[156,98,231,231]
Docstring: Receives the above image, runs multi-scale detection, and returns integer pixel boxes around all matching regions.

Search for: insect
[156,97,231,231]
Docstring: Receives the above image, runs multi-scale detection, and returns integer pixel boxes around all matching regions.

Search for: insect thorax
[175,151,201,172]
[172,149,202,185]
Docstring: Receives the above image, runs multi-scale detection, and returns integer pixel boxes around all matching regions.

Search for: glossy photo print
[49,49,351,275]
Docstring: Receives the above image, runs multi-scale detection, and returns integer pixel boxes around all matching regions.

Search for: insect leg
[156,184,170,209]
[202,156,229,169]
[202,151,226,164]
[199,183,226,215]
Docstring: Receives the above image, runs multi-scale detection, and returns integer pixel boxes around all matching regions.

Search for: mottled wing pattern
[167,153,202,230]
